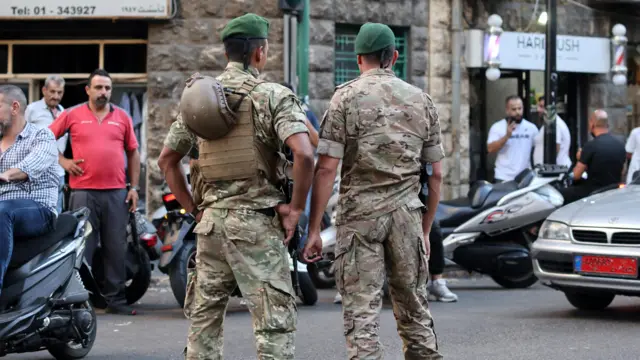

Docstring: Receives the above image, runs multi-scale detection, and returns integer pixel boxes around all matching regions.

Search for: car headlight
[539,220,570,240]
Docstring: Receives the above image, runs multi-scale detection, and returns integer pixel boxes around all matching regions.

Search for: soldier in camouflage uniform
[303,23,445,360]
[157,13,315,360]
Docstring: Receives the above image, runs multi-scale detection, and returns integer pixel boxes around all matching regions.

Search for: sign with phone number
[0,0,171,19]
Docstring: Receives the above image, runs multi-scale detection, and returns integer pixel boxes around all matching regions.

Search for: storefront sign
[498,32,610,73]
[0,0,172,19]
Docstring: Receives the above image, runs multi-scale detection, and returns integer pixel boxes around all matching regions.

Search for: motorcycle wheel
[307,263,336,289]
[47,301,97,360]
[125,245,152,305]
[91,244,152,308]
[490,273,538,289]
[169,240,197,308]
[297,272,318,306]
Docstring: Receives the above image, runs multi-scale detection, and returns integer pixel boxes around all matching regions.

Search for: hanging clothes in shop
[140,92,148,165]
[130,92,143,143]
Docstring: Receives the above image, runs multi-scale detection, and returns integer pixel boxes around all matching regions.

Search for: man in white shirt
[625,126,640,184]
[24,75,68,212]
[487,95,538,182]
[532,96,572,168]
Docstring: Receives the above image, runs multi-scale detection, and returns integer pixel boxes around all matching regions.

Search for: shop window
[0,45,7,73]
[104,44,147,74]
[334,24,409,86]
[12,44,99,74]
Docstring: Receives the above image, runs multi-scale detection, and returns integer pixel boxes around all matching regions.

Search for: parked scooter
[81,209,156,309]
[437,166,570,288]
[319,165,573,290]
[0,207,97,359]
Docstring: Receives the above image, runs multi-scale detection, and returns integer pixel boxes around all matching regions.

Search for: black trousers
[69,189,129,306]
[428,220,445,276]
[559,182,601,206]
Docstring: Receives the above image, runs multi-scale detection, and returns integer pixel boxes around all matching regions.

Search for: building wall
[471,0,639,139]
[143,0,638,210]
[308,0,471,200]
[144,1,287,211]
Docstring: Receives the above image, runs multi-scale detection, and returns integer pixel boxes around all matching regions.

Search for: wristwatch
[127,183,140,192]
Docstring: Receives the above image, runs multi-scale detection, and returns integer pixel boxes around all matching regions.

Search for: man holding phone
[486,95,538,183]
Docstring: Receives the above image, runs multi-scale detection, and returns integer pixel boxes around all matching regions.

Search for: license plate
[574,255,638,278]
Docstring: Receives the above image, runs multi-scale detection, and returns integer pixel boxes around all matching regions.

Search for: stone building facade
[143,0,637,211]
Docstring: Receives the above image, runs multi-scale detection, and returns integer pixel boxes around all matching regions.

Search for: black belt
[254,208,276,217]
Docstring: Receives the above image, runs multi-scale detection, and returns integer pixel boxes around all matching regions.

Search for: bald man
[560,110,626,204]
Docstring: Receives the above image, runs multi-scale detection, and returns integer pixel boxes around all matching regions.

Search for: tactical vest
[197,77,279,184]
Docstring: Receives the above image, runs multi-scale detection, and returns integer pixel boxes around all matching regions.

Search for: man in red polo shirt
[49,69,141,315]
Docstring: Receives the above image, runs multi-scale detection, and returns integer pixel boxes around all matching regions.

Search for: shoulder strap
[335,77,358,91]
[228,78,267,112]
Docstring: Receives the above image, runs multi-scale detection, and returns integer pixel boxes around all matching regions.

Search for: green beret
[221,13,270,41]
[355,23,396,55]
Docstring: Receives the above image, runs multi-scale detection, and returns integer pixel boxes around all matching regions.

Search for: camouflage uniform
[318,66,445,359]
[164,61,309,360]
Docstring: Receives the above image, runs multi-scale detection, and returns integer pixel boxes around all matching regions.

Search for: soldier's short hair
[361,45,396,67]
[223,37,267,63]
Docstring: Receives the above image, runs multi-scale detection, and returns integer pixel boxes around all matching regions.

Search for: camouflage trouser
[334,204,443,360]
[183,208,297,360]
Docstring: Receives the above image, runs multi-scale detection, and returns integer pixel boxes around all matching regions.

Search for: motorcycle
[319,165,573,290]
[82,209,156,309]
[435,166,572,289]
[166,212,318,308]
[0,207,97,359]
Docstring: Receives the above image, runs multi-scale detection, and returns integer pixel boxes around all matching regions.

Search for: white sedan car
[531,182,640,310]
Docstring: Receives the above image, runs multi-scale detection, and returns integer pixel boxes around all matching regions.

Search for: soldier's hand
[275,203,302,245]
[303,231,323,263]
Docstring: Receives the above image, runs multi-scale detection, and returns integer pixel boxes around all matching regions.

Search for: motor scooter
[319,165,572,290]
[0,207,97,359]
[61,188,157,309]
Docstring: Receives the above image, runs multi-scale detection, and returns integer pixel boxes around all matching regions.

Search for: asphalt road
[11,276,640,360]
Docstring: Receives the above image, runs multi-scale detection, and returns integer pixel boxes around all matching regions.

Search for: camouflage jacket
[163,62,309,211]
[317,68,445,225]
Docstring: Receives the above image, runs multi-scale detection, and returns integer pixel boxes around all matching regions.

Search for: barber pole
[611,24,628,86]
[484,14,503,81]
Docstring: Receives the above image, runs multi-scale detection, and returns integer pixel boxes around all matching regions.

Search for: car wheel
[564,291,615,310]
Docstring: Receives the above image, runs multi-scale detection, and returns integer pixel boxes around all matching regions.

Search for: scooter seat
[436,202,481,228]
[469,181,519,209]
[8,214,79,270]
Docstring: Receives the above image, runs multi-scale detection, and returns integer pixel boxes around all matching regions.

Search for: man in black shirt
[560,109,626,204]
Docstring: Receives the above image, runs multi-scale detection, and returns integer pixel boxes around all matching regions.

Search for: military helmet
[179,73,237,141]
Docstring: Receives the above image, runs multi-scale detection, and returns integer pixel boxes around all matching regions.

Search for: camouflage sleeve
[317,90,346,159]
[270,86,309,143]
[421,93,445,164]
[163,114,198,157]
